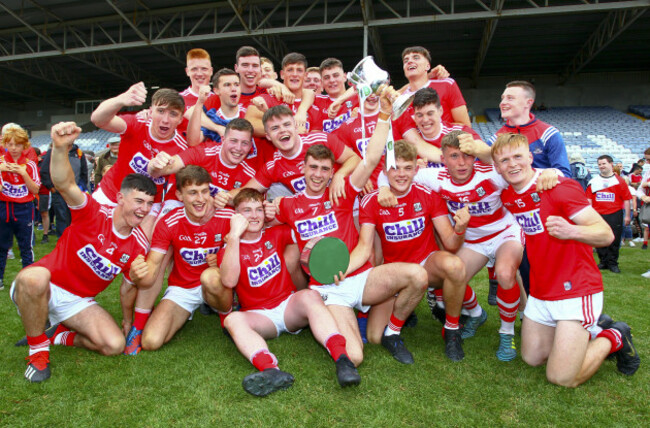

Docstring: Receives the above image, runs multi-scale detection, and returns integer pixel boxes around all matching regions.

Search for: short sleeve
[150,220,173,254]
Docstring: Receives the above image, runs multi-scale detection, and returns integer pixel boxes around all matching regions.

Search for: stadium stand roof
[1,0,649,109]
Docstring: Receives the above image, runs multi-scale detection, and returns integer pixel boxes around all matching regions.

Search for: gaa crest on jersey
[265,241,273,250]
[247,253,281,287]
[215,234,222,242]
[324,201,332,210]
[120,254,130,263]
[514,209,544,235]
[564,281,572,291]
[234,181,242,188]
[179,246,219,266]
[295,212,339,240]
[383,217,425,242]
[77,244,123,281]
[345,101,353,108]
[531,192,540,203]
[413,203,422,212]
[476,187,485,197]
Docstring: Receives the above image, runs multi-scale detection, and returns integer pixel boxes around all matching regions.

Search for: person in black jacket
[40,143,88,237]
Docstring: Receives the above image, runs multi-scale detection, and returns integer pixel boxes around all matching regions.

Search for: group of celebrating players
[5,43,640,396]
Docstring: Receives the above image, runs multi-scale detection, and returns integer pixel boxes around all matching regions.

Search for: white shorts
[161,285,205,318]
[246,294,301,337]
[524,292,603,338]
[92,187,161,216]
[10,280,98,325]
[463,224,524,267]
[419,251,437,266]
[311,268,371,312]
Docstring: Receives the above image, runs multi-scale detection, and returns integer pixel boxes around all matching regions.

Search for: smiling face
[116,189,154,228]
[221,129,252,165]
[264,114,299,155]
[236,199,265,234]
[176,182,212,222]
[235,55,261,91]
[185,58,213,90]
[598,158,614,176]
[441,146,475,183]
[386,158,418,196]
[493,144,535,190]
[215,74,241,109]
[303,155,334,195]
[402,52,430,81]
[500,86,533,124]
[149,103,183,141]
[413,103,443,138]
[280,62,306,95]
[320,66,346,98]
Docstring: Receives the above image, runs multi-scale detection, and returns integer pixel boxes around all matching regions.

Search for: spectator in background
[569,153,592,191]
[35,148,51,244]
[0,127,40,290]
[304,67,323,94]
[628,163,643,189]
[586,155,632,274]
[84,151,95,192]
[40,139,88,237]
[94,136,120,186]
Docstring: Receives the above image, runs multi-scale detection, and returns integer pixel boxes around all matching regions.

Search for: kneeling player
[359,140,470,361]
[12,122,155,382]
[492,133,640,386]
[220,189,360,397]
[127,165,234,354]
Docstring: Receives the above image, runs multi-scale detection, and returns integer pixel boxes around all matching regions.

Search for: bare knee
[407,265,429,293]
[15,268,50,299]
[546,370,579,388]
[141,329,164,351]
[442,255,465,284]
[98,333,126,356]
[348,348,364,367]
[200,268,221,292]
[521,349,546,367]
[223,311,243,334]
[495,266,517,288]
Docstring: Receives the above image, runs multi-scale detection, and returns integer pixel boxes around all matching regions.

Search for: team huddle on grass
[5,45,640,396]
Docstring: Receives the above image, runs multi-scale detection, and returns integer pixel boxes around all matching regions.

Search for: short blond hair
[490,133,528,159]
[393,140,417,163]
[1,127,30,149]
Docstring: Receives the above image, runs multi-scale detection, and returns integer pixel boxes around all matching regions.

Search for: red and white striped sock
[250,349,279,371]
[597,328,623,354]
[445,314,460,330]
[53,331,77,346]
[462,285,482,317]
[384,313,406,336]
[133,307,152,331]
[27,333,50,357]
[497,284,520,335]
[434,288,445,308]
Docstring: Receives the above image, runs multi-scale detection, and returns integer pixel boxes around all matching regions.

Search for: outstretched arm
[91,82,147,133]
[49,122,86,207]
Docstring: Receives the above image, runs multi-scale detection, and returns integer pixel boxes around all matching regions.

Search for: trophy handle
[392,92,415,119]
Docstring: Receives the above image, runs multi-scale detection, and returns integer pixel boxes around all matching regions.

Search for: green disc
[308,237,350,284]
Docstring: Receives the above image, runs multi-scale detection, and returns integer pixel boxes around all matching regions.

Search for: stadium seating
[32,129,119,154]
[479,106,650,172]
[629,105,650,119]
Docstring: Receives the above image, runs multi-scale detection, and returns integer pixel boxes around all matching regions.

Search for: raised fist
[50,122,82,150]
[120,82,147,107]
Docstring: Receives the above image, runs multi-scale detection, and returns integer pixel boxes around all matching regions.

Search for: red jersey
[151,207,233,289]
[393,78,466,137]
[586,174,632,215]
[0,152,39,203]
[217,225,295,311]
[277,178,371,285]
[334,111,384,186]
[259,93,320,132]
[32,194,149,297]
[359,184,448,263]
[409,163,515,243]
[169,144,256,200]
[240,86,267,110]
[97,114,188,204]
[312,94,359,133]
[255,132,346,193]
[501,172,603,300]
[403,122,480,168]
[180,86,214,111]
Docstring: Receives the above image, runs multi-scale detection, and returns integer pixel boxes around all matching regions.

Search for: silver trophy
[347,56,414,118]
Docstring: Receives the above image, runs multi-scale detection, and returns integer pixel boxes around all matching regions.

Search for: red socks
[445,314,460,330]
[325,333,348,361]
[251,349,279,371]
[597,328,623,354]
[385,313,406,336]
[133,307,152,331]
[27,333,50,356]
[497,285,520,335]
